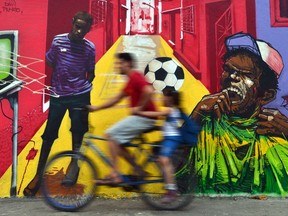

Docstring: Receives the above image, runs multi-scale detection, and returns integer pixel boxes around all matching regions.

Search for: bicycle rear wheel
[140,156,193,210]
[41,151,97,212]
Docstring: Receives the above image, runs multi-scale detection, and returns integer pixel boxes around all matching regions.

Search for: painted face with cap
[221,53,263,115]
[220,33,283,116]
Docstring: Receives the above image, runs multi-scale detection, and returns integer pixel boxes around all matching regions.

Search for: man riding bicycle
[88,52,157,185]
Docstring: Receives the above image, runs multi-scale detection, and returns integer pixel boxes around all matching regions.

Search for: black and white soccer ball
[144,57,184,92]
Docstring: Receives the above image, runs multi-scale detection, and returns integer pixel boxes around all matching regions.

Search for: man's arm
[46,57,54,68]
[87,70,95,83]
[87,92,126,112]
[136,85,154,111]
[256,108,288,137]
[191,90,231,123]
[87,43,96,83]
[134,108,171,118]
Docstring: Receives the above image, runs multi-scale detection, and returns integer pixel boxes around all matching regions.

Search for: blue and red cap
[225,32,283,76]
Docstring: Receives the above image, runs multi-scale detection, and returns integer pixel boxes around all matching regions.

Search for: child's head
[163,89,181,107]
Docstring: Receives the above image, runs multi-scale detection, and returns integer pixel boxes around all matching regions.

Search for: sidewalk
[0,196,287,216]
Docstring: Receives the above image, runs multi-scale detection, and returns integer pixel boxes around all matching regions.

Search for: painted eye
[222,65,229,71]
[223,65,237,74]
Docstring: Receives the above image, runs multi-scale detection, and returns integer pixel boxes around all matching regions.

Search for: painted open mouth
[226,87,244,104]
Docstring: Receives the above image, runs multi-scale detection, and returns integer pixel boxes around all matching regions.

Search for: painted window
[270,0,288,26]
[90,0,106,27]
[182,5,195,34]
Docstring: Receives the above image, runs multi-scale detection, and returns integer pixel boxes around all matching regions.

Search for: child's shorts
[159,136,182,157]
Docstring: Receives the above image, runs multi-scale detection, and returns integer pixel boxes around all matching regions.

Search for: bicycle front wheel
[140,157,193,210]
[41,151,97,212]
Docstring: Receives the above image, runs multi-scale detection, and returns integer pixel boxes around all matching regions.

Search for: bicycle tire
[41,151,97,212]
[140,155,193,210]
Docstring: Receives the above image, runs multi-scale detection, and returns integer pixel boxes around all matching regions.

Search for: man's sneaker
[61,164,80,187]
[161,190,179,204]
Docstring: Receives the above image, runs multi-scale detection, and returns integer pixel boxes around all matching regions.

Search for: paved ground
[0,196,287,216]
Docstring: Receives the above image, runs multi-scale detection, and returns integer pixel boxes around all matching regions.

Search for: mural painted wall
[1,0,288,198]
[0,0,48,180]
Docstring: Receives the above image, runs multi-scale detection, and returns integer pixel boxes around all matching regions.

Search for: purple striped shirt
[46,33,96,96]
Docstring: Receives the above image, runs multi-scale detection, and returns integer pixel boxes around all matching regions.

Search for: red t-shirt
[123,71,156,112]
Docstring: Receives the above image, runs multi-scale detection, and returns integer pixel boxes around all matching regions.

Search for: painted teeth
[227,87,244,100]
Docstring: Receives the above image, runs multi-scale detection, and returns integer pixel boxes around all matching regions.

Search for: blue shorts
[159,136,182,157]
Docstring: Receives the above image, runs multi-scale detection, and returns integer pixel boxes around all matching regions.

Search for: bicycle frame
[81,133,164,187]
[42,132,194,211]
[81,134,113,167]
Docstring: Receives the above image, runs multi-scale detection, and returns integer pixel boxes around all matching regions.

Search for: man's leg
[159,144,179,203]
[106,135,121,174]
[64,103,87,185]
[61,133,85,186]
[64,92,90,185]
[24,97,66,196]
[72,133,83,151]
[104,136,145,182]
[69,92,90,152]
[159,138,180,189]
[159,156,176,185]
[23,140,53,196]
[118,145,147,176]
[104,116,155,178]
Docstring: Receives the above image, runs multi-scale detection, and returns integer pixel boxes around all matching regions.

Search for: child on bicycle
[133,89,183,203]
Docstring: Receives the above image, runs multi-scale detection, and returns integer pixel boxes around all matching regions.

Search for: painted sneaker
[61,164,80,187]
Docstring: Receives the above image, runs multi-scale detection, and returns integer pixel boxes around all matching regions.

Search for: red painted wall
[86,0,120,61]
[159,0,256,92]
[0,0,49,176]
[0,0,121,177]
[182,0,199,72]
[161,0,180,11]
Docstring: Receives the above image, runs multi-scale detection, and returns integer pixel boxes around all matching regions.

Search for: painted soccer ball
[144,57,184,92]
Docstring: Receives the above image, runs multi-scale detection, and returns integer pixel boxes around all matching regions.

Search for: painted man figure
[23,11,95,197]
[181,32,288,195]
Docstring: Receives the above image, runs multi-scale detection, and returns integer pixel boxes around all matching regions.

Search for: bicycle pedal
[129,175,140,180]
[123,175,142,182]
[96,178,121,187]
[122,184,140,192]
[120,176,140,192]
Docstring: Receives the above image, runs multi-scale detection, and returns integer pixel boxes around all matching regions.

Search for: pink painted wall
[0,0,49,176]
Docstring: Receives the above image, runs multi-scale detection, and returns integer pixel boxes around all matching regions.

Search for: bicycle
[41,127,196,212]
